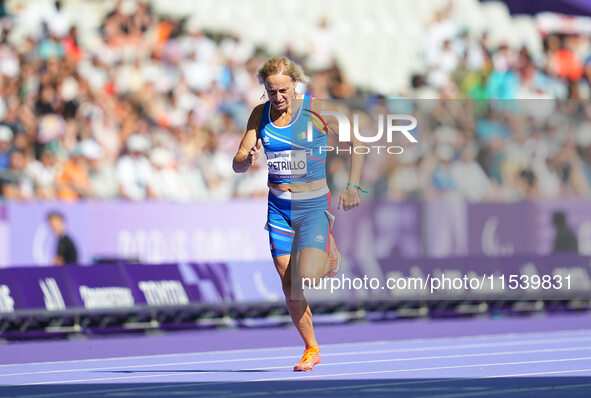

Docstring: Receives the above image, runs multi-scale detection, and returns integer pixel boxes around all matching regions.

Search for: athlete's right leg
[272,254,319,350]
[267,189,321,369]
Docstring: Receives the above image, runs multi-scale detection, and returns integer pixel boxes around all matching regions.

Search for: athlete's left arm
[312,99,364,211]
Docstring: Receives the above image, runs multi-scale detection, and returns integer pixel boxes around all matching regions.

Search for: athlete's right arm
[232,104,264,174]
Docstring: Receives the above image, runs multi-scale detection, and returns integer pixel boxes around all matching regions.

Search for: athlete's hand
[338,185,361,211]
[247,139,262,165]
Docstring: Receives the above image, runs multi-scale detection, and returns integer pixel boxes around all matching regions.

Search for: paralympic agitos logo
[303,109,418,154]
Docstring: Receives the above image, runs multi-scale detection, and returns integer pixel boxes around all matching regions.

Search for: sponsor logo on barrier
[117,228,258,263]
[79,286,135,309]
[138,280,189,306]
[39,278,66,310]
[481,216,515,256]
[0,285,15,313]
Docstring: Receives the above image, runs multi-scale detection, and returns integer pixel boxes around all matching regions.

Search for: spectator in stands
[85,140,117,199]
[432,145,457,197]
[148,146,191,201]
[62,26,83,62]
[486,43,519,99]
[0,0,8,19]
[451,144,492,202]
[39,31,64,60]
[428,39,459,89]
[551,35,583,82]
[0,0,590,204]
[388,147,425,200]
[307,18,336,72]
[43,1,70,39]
[116,134,154,200]
[56,142,93,200]
[0,149,34,200]
[47,211,78,265]
[26,148,57,199]
[0,125,12,169]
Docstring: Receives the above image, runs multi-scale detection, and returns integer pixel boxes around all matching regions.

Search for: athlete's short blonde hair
[256,57,310,84]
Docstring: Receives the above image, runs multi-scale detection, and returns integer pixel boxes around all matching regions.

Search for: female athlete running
[232,57,364,371]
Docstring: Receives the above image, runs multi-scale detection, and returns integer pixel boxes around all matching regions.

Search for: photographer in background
[47,211,78,265]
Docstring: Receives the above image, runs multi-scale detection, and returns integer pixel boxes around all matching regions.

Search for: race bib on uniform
[267,150,308,179]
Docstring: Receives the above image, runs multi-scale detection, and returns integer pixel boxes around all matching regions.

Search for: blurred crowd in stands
[415,3,591,100]
[0,0,590,202]
[355,99,591,202]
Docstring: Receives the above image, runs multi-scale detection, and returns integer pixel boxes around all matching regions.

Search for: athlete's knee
[299,262,324,286]
[283,282,305,301]
[281,273,306,301]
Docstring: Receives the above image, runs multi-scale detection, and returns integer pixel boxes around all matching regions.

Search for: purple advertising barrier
[87,201,269,264]
[376,254,591,301]
[424,197,468,258]
[185,263,235,303]
[467,202,536,257]
[65,264,135,309]
[1,255,589,315]
[5,201,269,266]
[121,263,199,306]
[372,200,422,259]
[332,200,422,270]
[368,201,421,259]
[532,199,591,256]
[0,204,8,267]
[329,200,422,293]
[6,267,77,311]
[225,260,283,303]
[425,201,541,258]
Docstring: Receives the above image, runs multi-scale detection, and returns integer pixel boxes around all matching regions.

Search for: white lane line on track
[12,349,591,386]
[4,335,591,378]
[3,344,589,379]
[4,334,591,378]
[0,340,388,369]
[0,340,388,368]
[250,357,591,382]
[1,327,590,367]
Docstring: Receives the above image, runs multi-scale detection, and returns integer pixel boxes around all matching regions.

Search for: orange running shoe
[293,346,321,371]
[325,233,342,278]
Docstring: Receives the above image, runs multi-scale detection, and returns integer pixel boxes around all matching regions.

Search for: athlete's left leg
[292,189,342,283]
[288,191,342,371]
[296,247,330,286]
[290,243,339,371]
[290,247,324,371]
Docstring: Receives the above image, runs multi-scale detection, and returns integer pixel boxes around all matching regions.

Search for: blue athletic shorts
[266,187,335,258]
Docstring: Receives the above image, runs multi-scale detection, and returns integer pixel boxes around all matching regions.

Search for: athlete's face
[264,74,297,112]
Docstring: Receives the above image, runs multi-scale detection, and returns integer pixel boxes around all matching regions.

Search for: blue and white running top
[258,94,327,185]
